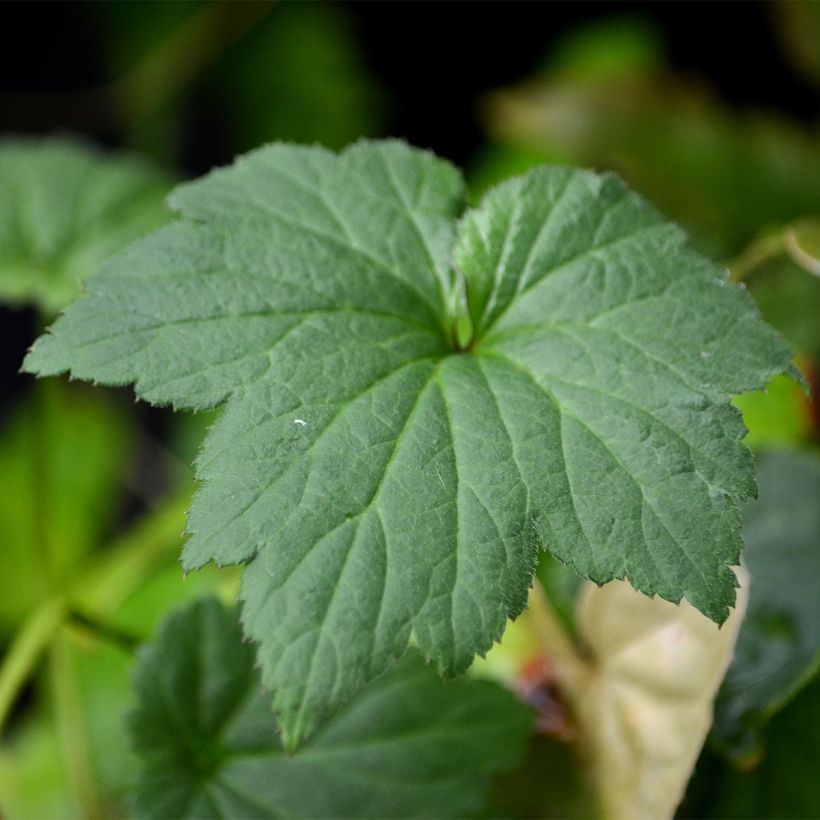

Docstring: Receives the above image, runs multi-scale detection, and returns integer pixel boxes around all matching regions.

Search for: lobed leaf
[25,140,792,746]
[129,597,532,819]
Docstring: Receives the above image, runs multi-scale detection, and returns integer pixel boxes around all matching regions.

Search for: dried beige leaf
[573,574,748,820]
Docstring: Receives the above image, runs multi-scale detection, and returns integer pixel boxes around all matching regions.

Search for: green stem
[66,609,141,653]
[528,581,590,696]
[728,232,785,282]
[112,0,275,129]
[73,487,191,615]
[0,487,191,735]
[49,635,98,818]
[0,598,65,734]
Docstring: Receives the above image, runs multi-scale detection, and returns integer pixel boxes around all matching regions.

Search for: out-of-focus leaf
[476,576,747,819]
[0,381,131,630]
[545,15,663,81]
[535,552,583,638]
[469,16,661,198]
[0,709,76,819]
[72,567,229,807]
[467,143,571,201]
[0,137,171,313]
[0,561,228,817]
[681,677,820,819]
[484,734,597,819]
[108,560,229,641]
[712,450,820,758]
[0,632,133,820]
[484,51,820,256]
[747,256,820,361]
[130,596,533,819]
[574,577,747,820]
[733,373,814,450]
[93,2,202,79]
[212,2,386,152]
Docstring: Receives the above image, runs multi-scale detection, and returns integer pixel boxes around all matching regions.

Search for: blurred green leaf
[0,545,228,817]
[681,677,820,819]
[0,631,134,820]
[0,704,77,819]
[484,734,596,819]
[535,552,583,638]
[90,2,380,160]
[211,1,386,152]
[130,596,533,819]
[93,1,203,79]
[545,15,663,81]
[0,137,171,313]
[483,26,820,256]
[747,256,820,362]
[712,449,820,759]
[0,381,132,630]
[733,373,813,451]
[712,678,820,818]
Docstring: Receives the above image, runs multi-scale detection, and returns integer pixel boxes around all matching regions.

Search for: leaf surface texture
[25,140,792,745]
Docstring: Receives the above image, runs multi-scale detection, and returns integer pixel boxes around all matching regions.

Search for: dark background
[1,0,815,406]
[1,2,815,168]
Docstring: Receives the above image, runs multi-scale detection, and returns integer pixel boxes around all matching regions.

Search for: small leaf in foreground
[129,597,532,820]
[0,137,171,313]
[25,140,792,746]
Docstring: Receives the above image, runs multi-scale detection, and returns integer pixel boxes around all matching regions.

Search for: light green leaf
[129,596,532,820]
[25,140,792,746]
[0,381,132,629]
[712,449,820,758]
[0,137,171,312]
[732,374,813,451]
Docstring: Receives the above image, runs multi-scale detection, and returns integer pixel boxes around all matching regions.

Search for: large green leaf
[712,449,820,758]
[25,140,791,746]
[129,596,532,819]
[0,137,171,313]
